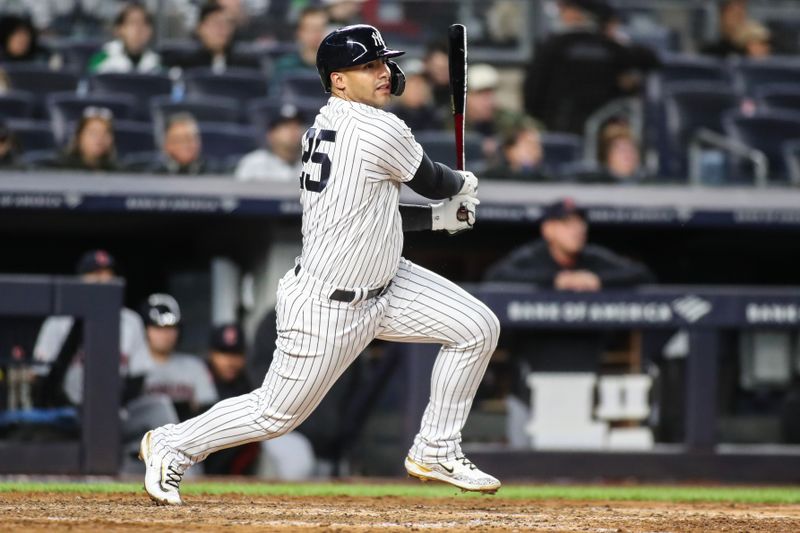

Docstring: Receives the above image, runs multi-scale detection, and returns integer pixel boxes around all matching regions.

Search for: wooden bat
[448,24,467,171]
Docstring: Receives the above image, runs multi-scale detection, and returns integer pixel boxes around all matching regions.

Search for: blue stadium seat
[756,83,800,113]
[3,65,80,95]
[198,122,259,162]
[540,132,583,172]
[0,90,37,119]
[184,68,269,107]
[47,92,137,144]
[90,73,173,120]
[723,110,800,183]
[278,72,327,108]
[7,119,57,153]
[414,130,484,170]
[664,82,740,177]
[645,55,731,177]
[734,58,800,96]
[113,120,157,157]
[59,38,104,72]
[150,95,241,129]
[157,39,201,68]
[247,97,318,134]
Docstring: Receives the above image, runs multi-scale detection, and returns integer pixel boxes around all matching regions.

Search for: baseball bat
[448,24,467,171]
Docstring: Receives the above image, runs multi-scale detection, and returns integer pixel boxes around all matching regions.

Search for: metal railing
[688,128,769,187]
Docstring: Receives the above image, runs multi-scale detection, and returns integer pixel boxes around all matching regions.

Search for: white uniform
[33,308,153,405]
[156,97,500,467]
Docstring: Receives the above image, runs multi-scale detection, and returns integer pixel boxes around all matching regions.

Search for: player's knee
[463,306,500,356]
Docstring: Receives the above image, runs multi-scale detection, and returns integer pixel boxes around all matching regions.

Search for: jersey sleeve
[359,111,424,183]
[33,316,73,365]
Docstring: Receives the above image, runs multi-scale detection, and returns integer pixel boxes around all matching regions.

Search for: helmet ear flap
[388,60,405,96]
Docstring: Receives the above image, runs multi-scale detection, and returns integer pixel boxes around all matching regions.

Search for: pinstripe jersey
[298,96,424,290]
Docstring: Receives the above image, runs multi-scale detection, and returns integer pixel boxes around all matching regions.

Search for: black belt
[294,265,390,303]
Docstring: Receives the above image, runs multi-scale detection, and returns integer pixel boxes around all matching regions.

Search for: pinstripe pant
[161,258,500,465]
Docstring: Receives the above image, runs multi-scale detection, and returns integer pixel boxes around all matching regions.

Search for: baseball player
[140,24,501,505]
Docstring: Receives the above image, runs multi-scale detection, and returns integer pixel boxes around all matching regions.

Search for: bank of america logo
[672,295,712,323]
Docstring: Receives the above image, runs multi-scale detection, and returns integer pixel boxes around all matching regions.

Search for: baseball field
[3,480,800,532]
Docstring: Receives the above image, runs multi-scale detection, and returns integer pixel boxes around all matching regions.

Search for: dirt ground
[3,491,800,532]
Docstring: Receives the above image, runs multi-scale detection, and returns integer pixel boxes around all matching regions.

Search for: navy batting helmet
[316,24,406,96]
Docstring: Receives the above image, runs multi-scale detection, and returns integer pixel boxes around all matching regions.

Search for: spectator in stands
[486,198,653,288]
[571,121,647,183]
[153,112,207,175]
[0,120,20,169]
[32,250,154,408]
[58,107,118,172]
[236,104,304,182]
[485,118,550,182]
[323,0,366,26]
[523,0,659,134]
[0,14,48,63]
[701,0,748,58]
[172,2,259,72]
[387,59,444,131]
[466,63,516,164]
[423,40,452,118]
[202,323,261,475]
[735,19,772,59]
[271,6,329,91]
[142,293,218,421]
[89,2,161,74]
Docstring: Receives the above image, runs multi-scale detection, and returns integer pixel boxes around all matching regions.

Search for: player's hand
[455,170,478,198]
[432,194,479,234]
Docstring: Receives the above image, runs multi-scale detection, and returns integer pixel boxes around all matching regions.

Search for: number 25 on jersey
[300,128,337,193]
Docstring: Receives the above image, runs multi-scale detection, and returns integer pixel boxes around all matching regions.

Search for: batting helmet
[316,24,406,96]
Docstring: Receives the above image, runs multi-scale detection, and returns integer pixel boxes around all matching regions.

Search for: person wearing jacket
[89,2,161,74]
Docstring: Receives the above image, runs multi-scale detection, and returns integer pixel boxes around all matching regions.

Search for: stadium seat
[540,132,583,172]
[113,120,157,157]
[247,97,318,134]
[280,72,327,100]
[47,92,138,144]
[90,73,173,120]
[664,82,740,177]
[183,68,269,109]
[3,65,81,95]
[756,83,800,113]
[156,39,201,68]
[7,119,57,153]
[0,90,37,119]
[150,95,241,130]
[734,58,800,96]
[198,122,259,162]
[723,110,800,183]
[415,130,484,170]
[59,38,104,72]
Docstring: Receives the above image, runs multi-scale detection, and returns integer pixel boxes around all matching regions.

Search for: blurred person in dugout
[89,2,161,74]
[152,112,208,175]
[235,103,305,182]
[140,293,218,422]
[56,107,119,172]
[524,0,659,135]
[202,323,261,475]
[387,58,445,132]
[31,250,177,448]
[322,0,366,26]
[484,199,654,406]
[485,117,550,182]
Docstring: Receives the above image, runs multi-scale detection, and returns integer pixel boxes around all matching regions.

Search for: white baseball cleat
[405,455,501,494]
[139,430,186,506]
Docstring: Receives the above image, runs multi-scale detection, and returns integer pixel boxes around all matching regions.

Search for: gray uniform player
[140,25,501,505]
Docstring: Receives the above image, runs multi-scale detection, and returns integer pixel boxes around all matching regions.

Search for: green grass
[1,481,799,504]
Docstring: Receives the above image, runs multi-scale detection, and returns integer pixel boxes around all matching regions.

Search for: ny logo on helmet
[371,31,385,48]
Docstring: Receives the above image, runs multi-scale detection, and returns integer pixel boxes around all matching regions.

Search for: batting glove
[455,170,478,198]
[432,194,480,234]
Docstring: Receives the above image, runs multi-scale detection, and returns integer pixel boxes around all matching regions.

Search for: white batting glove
[431,194,480,234]
[455,170,478,198]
